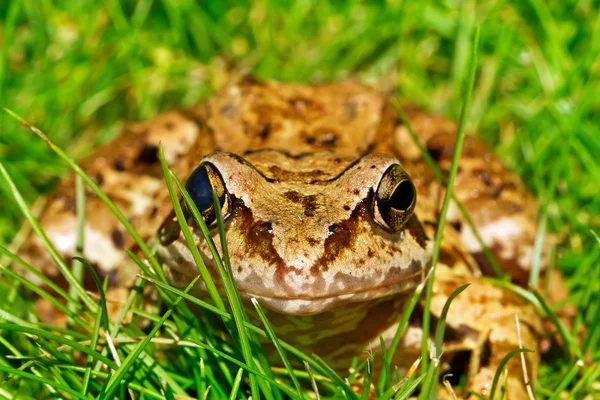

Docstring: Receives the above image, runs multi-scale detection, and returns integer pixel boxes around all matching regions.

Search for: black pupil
[185,167,214,211]
[389,180,414,211]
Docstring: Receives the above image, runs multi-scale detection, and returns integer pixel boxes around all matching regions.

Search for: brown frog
[19,78,554,398]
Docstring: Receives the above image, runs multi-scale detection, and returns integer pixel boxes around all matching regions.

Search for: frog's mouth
[162,250,430,316]
[233,267,426,315]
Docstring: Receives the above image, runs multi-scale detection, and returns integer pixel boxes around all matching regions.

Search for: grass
[0,0,599,399]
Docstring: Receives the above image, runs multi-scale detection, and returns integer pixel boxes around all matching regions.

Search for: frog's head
[157,150,431,315]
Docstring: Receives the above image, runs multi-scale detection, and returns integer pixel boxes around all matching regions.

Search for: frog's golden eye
[185,162,230,224]
[372,164,416,231]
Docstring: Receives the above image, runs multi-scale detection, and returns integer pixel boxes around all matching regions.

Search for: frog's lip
[232,268,425,315]
[237,268,424,301]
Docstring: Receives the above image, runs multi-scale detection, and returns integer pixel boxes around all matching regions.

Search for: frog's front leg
[381,270,541,399]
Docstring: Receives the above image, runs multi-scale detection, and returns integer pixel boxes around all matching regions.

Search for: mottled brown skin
[19,78,555,398]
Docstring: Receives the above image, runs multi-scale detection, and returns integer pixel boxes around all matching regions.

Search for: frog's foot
[434,276,541,400]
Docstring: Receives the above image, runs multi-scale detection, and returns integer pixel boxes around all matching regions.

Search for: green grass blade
[0,157,95,311]
[488,348,534,400]
[229,367,244,400]
[102,276,200,398]
[81,305,103,396]
[0,365,89,399]
[73,257,109,332]
[421,24,480,372]
[2,108,168,284]
[165,159,260,398]
[0,323,117,369]
[251,298,303,398]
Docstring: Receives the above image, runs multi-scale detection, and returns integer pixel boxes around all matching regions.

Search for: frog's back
[18,77,541,306]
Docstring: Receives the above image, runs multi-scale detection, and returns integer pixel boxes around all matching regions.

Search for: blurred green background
[0,0,598,394]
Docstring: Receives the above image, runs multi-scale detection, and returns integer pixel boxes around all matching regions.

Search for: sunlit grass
[1,1,599,398]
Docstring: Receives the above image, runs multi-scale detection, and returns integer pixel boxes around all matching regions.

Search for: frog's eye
[185,162,230,224]
[372,164,416,231]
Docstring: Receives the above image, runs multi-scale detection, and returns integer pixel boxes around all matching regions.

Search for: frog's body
[20,78,548,398]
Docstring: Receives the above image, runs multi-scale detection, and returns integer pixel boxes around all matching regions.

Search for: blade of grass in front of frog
[158,145,242,395]
[163,166,261,400]
[102,276,200,399]
[0,340,62,397]
[418,283,471,400]
[420,25,480,373]
[210,188,282,400]
[376,270,430,394]
[303,361,321,400]
[361,358,374,400]
[312,355,360,400]
[379,335,392,391]
[433,283,470,357]
[140,270,354,393]
[110,276,146,336]
[487,348,534,400]
[0,323,118,369]
[173,171,290,400]
[394,374,427,400]
[0,158,96,312]
[548,359,584,400]
[391,30,503,281]
[130,332,302,400]
[529,204,549,289]
[468,392,486,400]
[531,287,580,360]
[158,146,226,312]
[0,365,89,400]
[497,368,509,400]
[391,101,504,281]
[482,278,541,309]
[68,175,86,331]
[73,257,109,332]
[252,298,304,398]
[0,258,89,331]
[2,108,169,287]
[150,172,239,397]
[568,361,599,398]
[229,368,244,400]
[81,304,103,396]
[126,251,235,397]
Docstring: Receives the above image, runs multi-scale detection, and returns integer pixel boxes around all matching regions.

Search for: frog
[17,77,556,398]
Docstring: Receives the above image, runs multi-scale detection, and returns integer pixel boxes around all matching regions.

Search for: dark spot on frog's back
[113,158,126,171]
[136,145,159,164]
[256,122,271,139]
[307,237,320,246]
[343,100,358,120]
[111,228,125,249]
[305,128,338,147]
[284,191,318,217]
[93,172,104,186]
[219,103,235,116]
